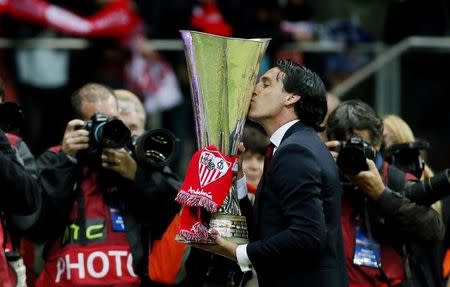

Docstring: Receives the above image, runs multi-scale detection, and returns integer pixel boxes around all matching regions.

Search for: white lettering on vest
[87,251,109,278]
[66,253,85,281]
[127,252,136,277]
[108,250,127,277]
[54,250,137,283]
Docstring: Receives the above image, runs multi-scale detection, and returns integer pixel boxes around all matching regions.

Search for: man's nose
[252,83,261,96]
[252,84,260,95]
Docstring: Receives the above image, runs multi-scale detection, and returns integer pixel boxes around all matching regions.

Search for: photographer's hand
[101,148,137,180]
[62,119,89,157]
[347,159,385,200]
[325,140,340,161]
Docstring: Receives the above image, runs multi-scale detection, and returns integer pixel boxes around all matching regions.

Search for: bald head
[71,83,118,120]
[115,89,146,136]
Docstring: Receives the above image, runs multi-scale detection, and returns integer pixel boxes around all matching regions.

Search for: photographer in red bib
[24,83,180,287]
[325,99,445,287]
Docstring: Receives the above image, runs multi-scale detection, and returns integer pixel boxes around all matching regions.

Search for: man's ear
[285,94,300,105]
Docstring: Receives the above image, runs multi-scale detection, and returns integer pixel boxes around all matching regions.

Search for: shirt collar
[270,119,299,149]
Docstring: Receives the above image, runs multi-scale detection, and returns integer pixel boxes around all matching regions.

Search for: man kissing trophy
[175,30,270,244]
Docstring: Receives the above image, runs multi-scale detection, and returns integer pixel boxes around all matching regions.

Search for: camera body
[75,113,179,169]
[336,135,375,175]
[76,112,131,161]
[0,102,24,133]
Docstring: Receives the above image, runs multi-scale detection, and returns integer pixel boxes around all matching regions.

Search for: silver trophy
[181,30,270,244]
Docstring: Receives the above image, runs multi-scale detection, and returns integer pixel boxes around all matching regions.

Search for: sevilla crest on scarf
[198,149,230,187]
[175,145,237,213]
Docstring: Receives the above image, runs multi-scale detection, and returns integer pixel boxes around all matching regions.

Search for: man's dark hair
[71,83,117,118]
[325,99,383,147]
[276,59,327,131]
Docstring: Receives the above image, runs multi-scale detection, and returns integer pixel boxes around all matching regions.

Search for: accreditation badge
[353,226,381,268]
[109,203,125,232]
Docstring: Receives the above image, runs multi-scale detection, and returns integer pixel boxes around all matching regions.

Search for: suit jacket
[246,121,348,287]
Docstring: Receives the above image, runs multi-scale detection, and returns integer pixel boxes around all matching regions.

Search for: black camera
[336,135,375,175]
[132,129,179,168]
[384,141,430,180]
[0,102,24,133]
[76,112,131,161]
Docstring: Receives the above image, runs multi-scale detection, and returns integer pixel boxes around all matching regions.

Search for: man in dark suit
[197,59,349,286]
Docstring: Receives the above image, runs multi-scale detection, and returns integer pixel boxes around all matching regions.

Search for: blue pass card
[110,207,125,232]
[353,226,381,268]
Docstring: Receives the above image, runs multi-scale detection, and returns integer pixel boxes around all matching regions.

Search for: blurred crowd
[0,0,448,176]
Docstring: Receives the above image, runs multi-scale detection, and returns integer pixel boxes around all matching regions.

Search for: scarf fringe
[197,197,218,213]
[175,190,218,212]
[178,226,211,243]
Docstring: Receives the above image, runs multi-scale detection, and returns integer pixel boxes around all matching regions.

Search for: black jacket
[384,164,445,287]
[246,121,349,287]
[0,129,40,216]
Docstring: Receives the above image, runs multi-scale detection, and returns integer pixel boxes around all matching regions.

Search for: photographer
[27,83,180,287]
[325,99,445,287]
[383,114,450,287]
[1,78,42,286]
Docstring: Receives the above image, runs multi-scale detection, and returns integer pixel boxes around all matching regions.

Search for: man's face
[242,151,265,187]
[248,67,289,122]
[119,102,145,137]
[81,95,118,120]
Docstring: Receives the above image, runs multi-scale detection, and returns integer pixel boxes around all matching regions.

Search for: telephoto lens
[134,129,179,168]
[405,169,450,206]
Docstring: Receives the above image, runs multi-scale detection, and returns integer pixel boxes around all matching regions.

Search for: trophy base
[209,213,249,245]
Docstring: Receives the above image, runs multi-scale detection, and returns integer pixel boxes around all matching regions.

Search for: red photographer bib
[35,167,140,287]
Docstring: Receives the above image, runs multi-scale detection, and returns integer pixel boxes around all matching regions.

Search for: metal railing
[330,36,450,115]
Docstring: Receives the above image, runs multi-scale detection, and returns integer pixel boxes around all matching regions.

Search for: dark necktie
[254,142,275,224]
[262,143,275,176]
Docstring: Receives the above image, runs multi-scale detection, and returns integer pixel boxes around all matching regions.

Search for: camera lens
[94,119,131,148]
[337,145,368,175]
[135,129,178,168]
